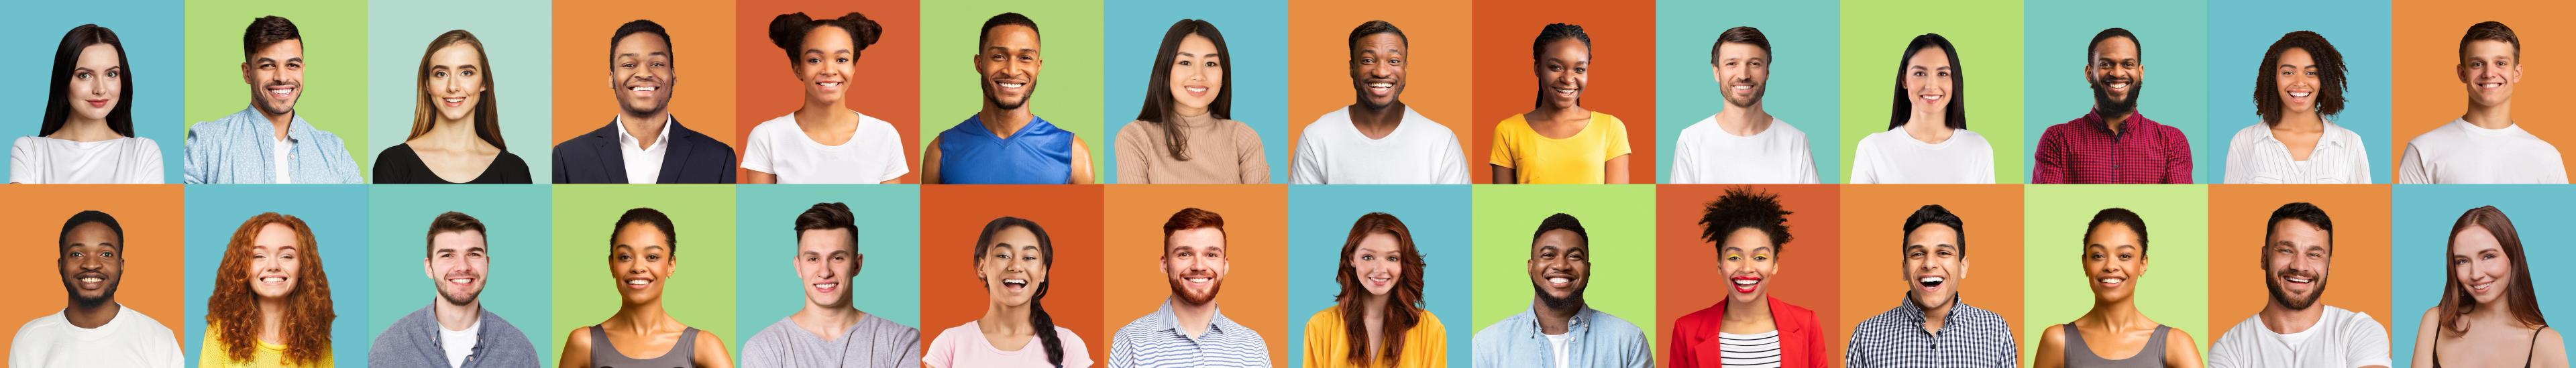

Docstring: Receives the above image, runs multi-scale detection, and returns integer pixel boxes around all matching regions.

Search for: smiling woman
[924,216,1093,368]
[200,212,336,367]
[13,23,163,184]
[374,29,531,184]
[558,207,736,368]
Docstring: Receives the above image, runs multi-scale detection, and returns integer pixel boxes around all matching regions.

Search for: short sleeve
[1602,115,1632,158]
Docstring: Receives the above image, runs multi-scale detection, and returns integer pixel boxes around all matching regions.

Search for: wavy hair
[205,212,334,365]
[1335,212,1427,366]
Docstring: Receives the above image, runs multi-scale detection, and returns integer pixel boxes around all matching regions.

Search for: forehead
[1905,223,1956,244]
[253,223,299,247]
[987,226,1038,247]
[797,228,855,251]
[1168,227,1225,249]
[431,43,482,63]
[1718,42,1768,58]
[252,39,304,58]
[1356,33,1405,52]
[1355,233,1399,253]
[2091,36,2139,56]
[612,223,668,246]
[1177,34,1218,52]
[1721,228,1774,249]
[2268,219,2327,241]
[1534,229,1586,249]
[2086,222,2141,243]
[614,32,669,55]
[431,230,485,249]
[983,24,1038,49]
[2450,227,2501,254]
[804,25,853,49]
[78,44,121,63]
[2276,48,2314,65]
[2463,40,2515,57]
[62,222,121,244]
[1907,46,1949,67]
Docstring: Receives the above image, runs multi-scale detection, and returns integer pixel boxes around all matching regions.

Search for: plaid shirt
[1845,294,2017,368]
[2032,109,2192,184]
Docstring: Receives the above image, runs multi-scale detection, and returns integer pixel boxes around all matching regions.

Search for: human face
[2273,48,2320,115]
[1169,34,1223,116]
[1528,229,1589,309]
[1904,46,1953,117]
[2459,40,2520,108]
[242,40,305,118]
[1717,228,1778,305]
[59,222,123,306]
[425,230,488,306]
[1536,38,1588,110]
[608,223,674,304]
[795,229,858,308]
[978,226,1047,308]
[2263,219,2330,310]
[1901,223,1966,309]
[1350,233,1404,296]
[2448,227,2515,306]
[67,44,121,123]
[2082,223,2147,302]
[1714,42,1768,109]
[798,26,856,107]
[1163,227,1228,306]
[977,25,1042,111]
[1349,33,1407,110]
[610,32,675,118]
[426,44,487,124]
[249,223,303,300]
[2087,37,2143,115]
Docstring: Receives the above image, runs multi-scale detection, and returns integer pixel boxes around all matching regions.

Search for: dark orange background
[0,185,187,348]
[732,1,921,183]
[1284,0,1476,168]
[2204,185,2394,341]
[1835,185,2025,355]
[2390,0,2576,182]
[1101,185,1287,361]
[920,185,1106,361]
[1656,184,1841,367]
[551,0,740,148]
[1467,0,1658,183]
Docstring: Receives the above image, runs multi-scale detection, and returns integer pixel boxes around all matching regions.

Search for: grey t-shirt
[741,313,923,368]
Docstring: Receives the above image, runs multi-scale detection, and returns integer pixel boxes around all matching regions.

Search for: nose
[445,73,462,94]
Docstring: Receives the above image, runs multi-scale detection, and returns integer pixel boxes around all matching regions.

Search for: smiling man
[1670,26,1821,184]
[1472,213,1651,368]
[2034,28,2192,184]
[922,12,1093,184]
[10,211,183,367]
[2398,21,2567,184]
[1107,208,1269,367]
[182,15,362,184]
[1847,204,2017,368]
[2208,202,2390,368]
[553,19,739,184]
[1287,20,1470,184]
[368,212,539,368]
[743,202,922,367]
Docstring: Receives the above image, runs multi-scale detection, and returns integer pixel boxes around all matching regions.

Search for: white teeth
[262,277,287,283]
[819,82,841,87]
[80,278,103,283]
[1368,275,1391,282]
[2286,276,2312,284]
[2110,82,2129,88]
[1185,86,1208,93]
[2100,278,2124,285]
[2482,83,2502,88]
[1919,277,1944,284]
[1547,278,1571,284]
[1733,279,1757,286]
[1185,278,1211,283]
[1733,85,1752,90]
[631,86,655,92]
[1921,95,1941,101]
[443,97,465,103]
[625,280,649,285]
[1002,278,1028,286]
[1368,83,1393,88]
[2290,92,2310,97]
[1554,88,1577,94]
[449,278,473,284]
[998,82,1026,88]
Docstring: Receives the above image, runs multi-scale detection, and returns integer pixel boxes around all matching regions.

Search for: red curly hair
[205,212,335,365]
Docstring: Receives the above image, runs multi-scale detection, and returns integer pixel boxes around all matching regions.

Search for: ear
[1958,256,1972,280]
[1711,64,1723,83]
[241,62,254,84]
[2459,62,2473,84]
[424,257,435,280]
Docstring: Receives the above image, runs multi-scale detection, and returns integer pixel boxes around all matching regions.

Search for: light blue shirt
[1108,298,1271,368]
[182,106,362,184]
[1470,304,1654,368]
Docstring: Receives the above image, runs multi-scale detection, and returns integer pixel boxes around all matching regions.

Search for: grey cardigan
[366,305,542,368]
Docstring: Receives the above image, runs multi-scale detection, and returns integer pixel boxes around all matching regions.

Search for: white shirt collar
[614,115,674,152]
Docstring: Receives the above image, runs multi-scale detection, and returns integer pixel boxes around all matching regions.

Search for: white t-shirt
[1544,332,1570,368]
[615,116,672,184]
[1289,105,1470,184]
[1849,127,1995,184]
[2206,306,2392,368]
[2399,118,2569,184]
[741,111,909,184]
[8,304,186,368]
[1669,115,1821,184]
[10,136,164,184]
[272,137,293,184]
[439,315,482,368]
[2223,121,2373,184]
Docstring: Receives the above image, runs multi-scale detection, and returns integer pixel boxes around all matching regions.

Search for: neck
[979,106,1033,139]
[790,299,864,340]
[51,116,119,141]
[1175,104,1211,119]
[611,298,672,332]
[2081,296,2148,330]
[1715,103,1773,136]
[60,298,120,329]
[1358,292,1392,319]
[425,115,485,149]
[2098,108,2131,135]
[1170,296,1217,338]
[264,109,294,141]
[1350,101,1407,130]
[2257,300,2326,334]
[2274,111,2324,130]
[1915,292,1953,334]
[978,302,1035,334]
[258,297,288,343]
[1720,296,1772,322]
[619,111,669,149]
[2464,102,2514,130]
[1901,114,1953,143]
[433,298,483,332]
[796,97,853,129]
[1534,298,1581,334]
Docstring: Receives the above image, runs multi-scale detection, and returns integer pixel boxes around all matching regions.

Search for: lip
[623,278,652,290]
[442,97,466,107]
[994,80,1028,91]
[627,84,658,99]
[1367,273,1393,288]
[1919,93,1943,103]
[812,281,839,293]
[267,86,295,99]
[1183,276,1213,286]
[447,277,475,285]
[2097,277,2127,287]
[2106,80,2131,92]
[85,99,110,108]
[1184,85,1208,98]
[1731,275,1762,294]
[1731,84,1755,91]
[1544,276,1572,288]
[259,275,290,284]
[816,80,844,92]
[1552,86,1578,97]
[1000,278,1030,293]
[2470,280,2495,293]
[1917,275,1945,294]
[2478,82,2504,90]
[1366,82,1395,97]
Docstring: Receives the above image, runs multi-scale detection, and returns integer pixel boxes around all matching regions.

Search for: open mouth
[1366,82,1395,97]
[2106,80,2131,92]
[624,278,652,290]
[443,97,466,107]
[2284,275,2313,285]
[816,80,843,90]
[447,277,475,285]
[1002,278,1028,292]
[1367,273,1393,288]
[267,86,296,99]
[627,84,658,99]
[994,80,1027,91]
[812,281,839,293]
[1552,86,1578,97]
[1183,276,1212,286]
[1731,275,1761,294]
[1917,276,1945,293]
[2479,82,2504,90]
[1919,93,1943,103]
[260,275,290,284]
[1184,85,1209,97]
[1545,276,1572,288]
[1732,84,1756,91]
[2097,277,2126,287]
[2471,280,2495,293]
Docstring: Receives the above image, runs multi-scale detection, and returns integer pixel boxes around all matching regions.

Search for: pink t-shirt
[925,320,1093,368]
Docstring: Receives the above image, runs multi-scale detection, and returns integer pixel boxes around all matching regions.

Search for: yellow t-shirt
[197,324,333,367]
[1489,111,1633,184]
[1300,306,1448,368]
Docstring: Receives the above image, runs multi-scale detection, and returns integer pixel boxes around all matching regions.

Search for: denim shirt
[182,106,362,184]
[1470,304,1654,368]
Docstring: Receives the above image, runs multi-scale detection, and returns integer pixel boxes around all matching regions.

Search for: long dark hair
[2438,206,2548,336]
[1336,212,1427,366]
[42,24,134,138]
[1888,33,1967,130]
[1530,23,1591,109]
[1132,19,1232,162]
[973,217,1065,367]
[407,30,504,148]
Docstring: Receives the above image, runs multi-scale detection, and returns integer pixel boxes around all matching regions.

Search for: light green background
[1837,0,2025,184]
[918,0,1107,179]
[2021,184,2209,363]
[549,185,738,358]
[366,185,555,367]
[1466,185,1658,349]
[365,0,554,182]
[184,0,371,176]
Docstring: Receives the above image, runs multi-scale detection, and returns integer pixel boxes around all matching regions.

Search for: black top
[372,143,533,184]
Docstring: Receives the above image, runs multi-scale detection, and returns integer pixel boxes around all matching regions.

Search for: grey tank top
[588,324,700,368]
[2063,323,2167,368]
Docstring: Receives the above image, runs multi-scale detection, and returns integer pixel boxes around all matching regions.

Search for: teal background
[1102,0,1289,183]
[1837,0,2027,184]
[364,0,555,182]
[2021,0,2212,182]
[2207,0,2394,182]
[184,0,372,177]
[733,184,924,345]
[1285,185,1472,368]
[2390,185,2576,367]
[919,0,1107,180]
[1652,0,1840,184]
[1465,185,1659,351]
[364,185,553,367]
[2021,184,2211,363]
[548,184,739,359]
[0,1,186,183]
[184,184,372,367]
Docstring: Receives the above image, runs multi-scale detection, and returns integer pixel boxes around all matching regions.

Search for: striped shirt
[1845,294,2017,368]
[2224,121,2373,184]
[1718,330,1782,368]
[1108,299,1271,368]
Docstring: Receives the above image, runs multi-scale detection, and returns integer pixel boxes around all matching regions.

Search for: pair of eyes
[1911,70,1952,77]
[2094,60,2140,68]
[431,69,475,78]
[991,253,1039,261]
[2452,252,2502,265]
[436,252,484,259]
[1169,250,1224,258]
[619,61,667,69]
[1357,254,1404,262]
[1358,57,1403,66]
[1546,64,1587,74]
[75,70,120,79]
[806,56,851,64]
[252,253,297,260]
[1907,249,1956,258]
[2277,68,2321,77]
[987,53,1037,62]
[1723,60,1766,68]
[2467,60,2514,68]
[615,253,662,261]
[803,254,850,262]
[1177,59,1222,68]
[1536,252,1588,261]
[256,62,303,70]
[1725,253,1772,261]
[2273,248,2325,258]
[67,251,117,259]
[2087,251,2135,261]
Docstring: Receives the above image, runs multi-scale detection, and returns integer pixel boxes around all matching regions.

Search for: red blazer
[1668,296,1826,368]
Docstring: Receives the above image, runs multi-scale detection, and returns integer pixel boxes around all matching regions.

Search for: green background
[184,0,372,177]
[549,185,738,358]
[365,185,555,367]
[2021,184,2210,363]
[918,0,1107,180]
[1837,0,2025,184]
[364,0,555,182]
[1466,185,1658,350]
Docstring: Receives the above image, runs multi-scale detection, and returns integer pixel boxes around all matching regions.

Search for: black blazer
[551,117,737,184]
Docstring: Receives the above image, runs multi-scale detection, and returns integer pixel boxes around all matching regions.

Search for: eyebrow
[1723,245,1773,253]
[804,48,851,56]
[1177,51,1222,58]
[986,46,1038,54]
[616,52,669,59]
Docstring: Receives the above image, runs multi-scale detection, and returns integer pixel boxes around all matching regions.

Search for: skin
[2268,48,2326,161]
[559,223,733,368]
[249,224,301,345]
[1496,39,1627,184]
[970,226,1049,358]
[1527,229,1589,334]
[751,25,894,184]
[54,44,123,143]
[2256,219,2381,367]
[241,40,305,141]
[58,222,123,329]
[1715,228,1779,334]
[1349,233,1403,358]
[1900,46,1957,145]
[2036,223,2202,368]
[2086,37,2143,133]
[2458,40,2522,130]
[409,43,501,183]
[1900,223,1966,336]
[609,32,677,151]
[1346,33,1409,140]
[2412,227,2569,368]
[922,24,1093,184]
[1169,34,1223,118]
[1712,42,1774,137]
[425,229,488,331]
[789,228,866,341]
[1163,227,1228,339]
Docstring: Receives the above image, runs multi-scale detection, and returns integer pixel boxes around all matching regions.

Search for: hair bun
[767,12,813,52]
[839,13,883,50]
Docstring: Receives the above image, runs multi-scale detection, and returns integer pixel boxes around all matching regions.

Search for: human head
[409,30,504,149]
[769,12,882,108]
[208,212,333,365]
[44,24,133,138]
[2438,206,2548,336]
[608,19,676,119]
[1900,204,1968,310]
[1711,26,1771,109]
[241,16,304,119]
[1334,212,1424,367]
[1889,33,1966,130]
[1161,207,1229,306]
[608,207,678,305]
[1528,212,1589,310]
[423,211,488,307]
[2086,28,2145,118]
[1531,23,1591,109]
[971,217,1065,366]
[2262,202,2332,311]
[1703,187,1791,305]
[977,13,1043,112]
[2254,31,2345,125]
[58,210,125,308]
[2457,21,2522,109]
[1134,19,1232,162]
[1347,20,1408,111]
[793,202,860,308]
[2081,208,2149,302]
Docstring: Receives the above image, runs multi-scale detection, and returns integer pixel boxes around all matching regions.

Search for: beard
[1167,273,1222,306]
[66,278,117,308]
[256,84,299,117]
[1723,83,1764,109]
[983,80,1034,111]
[438,275,483,306]
[1533,283,1585,310]
[2090,76,2141,118]
[2265,269,2325,310]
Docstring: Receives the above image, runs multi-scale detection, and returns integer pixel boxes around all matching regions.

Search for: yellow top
[1489,111,1633,184]
[1301,306,1448,368]
[197,324,334,367]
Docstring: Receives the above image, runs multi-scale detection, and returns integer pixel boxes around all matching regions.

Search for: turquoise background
[184,184,372,367]
[1286,185,1472,368]
[733,184,924,343]
[0,1,186,184]
[364,0,555,182]
[1102,0,1289,183]
[1837,0,2027,184]
[2206,0,2394,183]
[2021,0,2212,182]
[363,185,553,367]
[1652,0,1841,184]
[2390,185,2576,367]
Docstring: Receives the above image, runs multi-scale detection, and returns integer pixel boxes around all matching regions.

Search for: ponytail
[1032,292,1065,367]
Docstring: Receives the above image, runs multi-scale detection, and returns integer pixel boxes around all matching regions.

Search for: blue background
[1101,0,1290,183]
[364,0,557,182]
[2390,185,2576,367]
[2023,0,2212,182]
[184,184,372,367]
[1652,0,1841,184]
[2206,0,2394,183]
[1286,185,1472,368]
[363,185,553,367]
[0,0,186,184]
[733,184,925,340]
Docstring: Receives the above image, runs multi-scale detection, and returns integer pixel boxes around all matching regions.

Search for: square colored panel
[1101,185,1289,362]
[1654,184,1842,367]
[733,1,922,183]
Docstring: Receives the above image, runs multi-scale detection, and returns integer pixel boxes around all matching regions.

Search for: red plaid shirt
[2033,109,2193,184]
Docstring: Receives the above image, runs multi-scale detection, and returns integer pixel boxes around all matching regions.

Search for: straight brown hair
[407,30,504,149]
[2438,206,2549,336]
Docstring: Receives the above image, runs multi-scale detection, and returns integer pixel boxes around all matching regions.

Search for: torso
[405,139,500,183]
[2433,319,2543,367]
[2271,124,2324,162]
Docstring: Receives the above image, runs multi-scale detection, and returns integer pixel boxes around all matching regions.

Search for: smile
[1731,276,1761,293]
[2289,91,2311,97]
[818,81,842,88]
[268,86,294,97]
[998,82,1026,89]
[448,278,474,285]
[1546,277,1571,287]
[1185,277,1212,284]
[1732,84,1754,90]
[2098,277,2125,286]
[1553,86,1578,96]
[443,97,466,107]
[2480,82,2503,90]
[1368,274,1392,286]
[1920,94,1943,102]
[1002,278,1028,291]
[812,282,839,292]
[2285,275,2312,284]
[79,278,103,283]
[260,276,288,284]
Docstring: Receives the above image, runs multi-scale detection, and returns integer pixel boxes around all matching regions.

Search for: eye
[76,71,90,79]
[1726,255,1741,261]
[1387,58,1402,66]
[2118,253,2132,261]
[836,57,849,63]
[1018,55,1034,62]
[1022,255,1037,261]
[807,57,820,64]
[461,70,473,77]
[621,62,635,68]
[1360,57,1374,65]
[1573,66,1586,73]
[1938,71,1950,77]
[1361,255,1375,261]
[1206,61,1220,68]
[1752,255,1768,261]
[434,71,447,78]
[1908,250,1925,258]
[651,61,665,68]
[645,254,659,261]
[1935,249,1953,257]
[1911,71,1925,77]
[68,251,83,258]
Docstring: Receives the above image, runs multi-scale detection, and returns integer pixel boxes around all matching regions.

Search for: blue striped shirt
[1108,299,1272,368]
[1845,294,2017,368]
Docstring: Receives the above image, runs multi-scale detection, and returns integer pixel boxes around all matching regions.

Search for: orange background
[1283,0,1476,167]
[1101,185,1288,361]
[1655,184,1842,367]
[731,1,922,183]
[0,185,187,351]
[920,185,1106,361]
[2204,185,2394,341]
[551,0,740,148]
[1467,0,1659,183]
[2390,0,2576,182]
[1835,185,2025,355]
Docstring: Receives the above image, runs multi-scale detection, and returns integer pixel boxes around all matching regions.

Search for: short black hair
[1712,26,1772,66]
[1902,204,1966,257]
[2253,31,2346,125]
[241,15,300,62]
[979,12,1040,49]
[2084,208,2150,257]
[59,210,124,249]
[612,207,678,256]
[2088,27,2142,64]
[2264,202,2334,253]
[1533,212,1588,247]
[1700,187,1792,252]
[610,19,674,64]
[794,202,859,252]
[1348,20,1407,52]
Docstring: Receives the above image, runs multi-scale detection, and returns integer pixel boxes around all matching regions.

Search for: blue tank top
[936,115,1075,184]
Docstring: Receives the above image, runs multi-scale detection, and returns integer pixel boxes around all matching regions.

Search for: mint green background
[919,1,1107,179]
[733,185,924,351]
[1837,0,2025,184]
[2021,184,2209,363]
[2021,0,2211,182]
[1466,185,1658,349]
[364,0,554,182]
[549,185,737,358]
[1653,0,1841,184]
[184,0,371,177]
[365,185,555,367]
